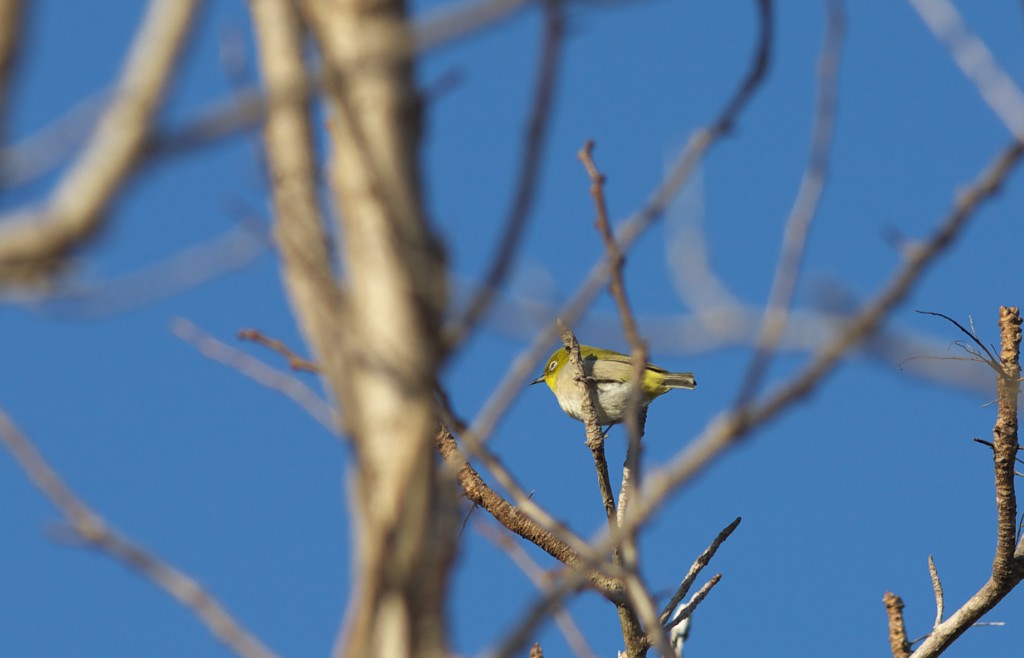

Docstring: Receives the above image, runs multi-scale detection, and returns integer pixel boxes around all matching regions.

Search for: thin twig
[661,574,723,631]
[0,91,109,188]
[929,555,944,629]
[172,318,338,433]
[558,324,651,655]
[0,409,281,658]
[577,141,648,521]
[578,140,642,350]
[28,224,267,318]
[973,437,1024,468]
[237,328,320,373]
[659,517,741,626]
[915,310,1000,370]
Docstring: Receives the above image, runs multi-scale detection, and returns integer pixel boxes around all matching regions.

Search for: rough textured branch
[435,427,622,597]
[908,307,1024,657]
[884,592,911,658]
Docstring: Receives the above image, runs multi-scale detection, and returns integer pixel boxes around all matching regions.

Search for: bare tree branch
[249,0,345,403]
[497,137,1024,655]
[435,426,622,596]
[658,517,741,626]
[888,307,1024,658]
[467,0,774,452]
[909,0,1024,136]
[173,318,338,433]
[661,574,722,632]
[237,328,320,373]
[17,224,267,317]
[0,0,202,284]
[559,325,650,656]
[929,555,944,629]
[301,0,455,655]
[611,138,1024,552]
[476,519,599,658]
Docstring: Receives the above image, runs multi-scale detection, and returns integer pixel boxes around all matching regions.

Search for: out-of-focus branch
[499,137,1024,656]
[735,0,844,404]
[446,0,564,348]
[237,328,320,373]
[612,138,1024,551]
[413,0,533,51]
[173,319,338,433]
[475,519,599,658]
[0,91,109,188]
[576,143,674,657]
[3,0,537,189]
[470,287,1005,394]
[0,0,201,285]
[0,0,24,142]
[577,140,648,488]
[14,223,267,317]
[302,0,454,656]
[435,387,602,565]
[909,0,1024,137]
[578,140,642,350]
[0,409,281,658]
[249,0,344,404]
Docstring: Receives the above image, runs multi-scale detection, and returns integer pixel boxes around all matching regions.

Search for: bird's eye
[548,361,556,371]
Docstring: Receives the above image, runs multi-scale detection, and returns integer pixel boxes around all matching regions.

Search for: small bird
[531,345,696,425]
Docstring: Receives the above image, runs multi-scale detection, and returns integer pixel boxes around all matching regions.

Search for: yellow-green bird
[531,345,696,425]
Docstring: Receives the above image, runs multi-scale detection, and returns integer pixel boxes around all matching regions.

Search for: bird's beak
[530,375,545,385]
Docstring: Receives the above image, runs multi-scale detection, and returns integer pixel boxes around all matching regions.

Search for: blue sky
[3,1,1024,657]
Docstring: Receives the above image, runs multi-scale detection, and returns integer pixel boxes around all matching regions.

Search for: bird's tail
[663,372,697,389]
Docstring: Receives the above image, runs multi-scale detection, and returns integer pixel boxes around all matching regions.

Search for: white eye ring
[548,361,557,371]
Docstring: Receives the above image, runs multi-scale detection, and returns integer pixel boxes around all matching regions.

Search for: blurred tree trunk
[300,1,455,657]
